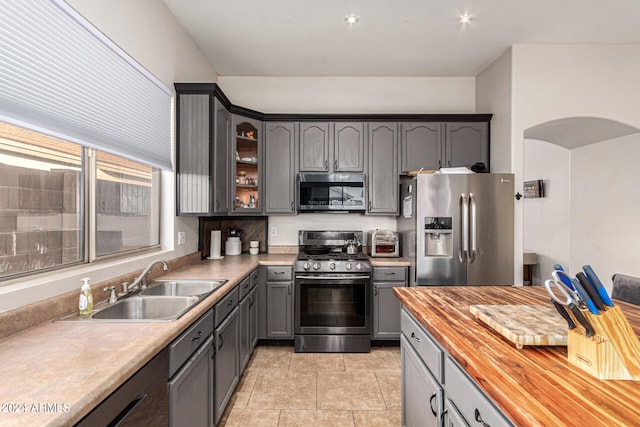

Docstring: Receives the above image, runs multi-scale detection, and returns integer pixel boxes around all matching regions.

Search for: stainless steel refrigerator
[398,173,514,286]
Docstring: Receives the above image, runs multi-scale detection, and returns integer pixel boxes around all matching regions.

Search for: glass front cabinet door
[231,115,262,214]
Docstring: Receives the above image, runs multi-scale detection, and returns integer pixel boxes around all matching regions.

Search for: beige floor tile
[343,348,400,371]
[290,352,345,372]
[375,370,402,410]
[246,345,293,371]
[230,391,251,409]
[353,410,401,427]
[279,410,355,427]
[248,371,317,410]
[317,371,386,410]
[237,369,259,392]
[219,408,281,427]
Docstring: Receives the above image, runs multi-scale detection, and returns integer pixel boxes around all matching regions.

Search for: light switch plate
[177,231,185,245]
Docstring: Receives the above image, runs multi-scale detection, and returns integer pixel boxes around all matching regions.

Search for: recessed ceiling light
[458,14,473,25]
[345,14,360,25]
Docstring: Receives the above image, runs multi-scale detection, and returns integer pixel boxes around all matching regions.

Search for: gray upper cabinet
[299,122,365,172]
[265,122,297,214]
[177,93,210,215]
[299,122,330,171]
[213,98,230,214]
[400,121,489,174]
[444,122,488,169]
[334,122,365,172]
[367,122,398,215]
[400,122,441,173]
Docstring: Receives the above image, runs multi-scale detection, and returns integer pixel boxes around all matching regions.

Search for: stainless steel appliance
[296,173,367,212]
[398,173,514,286]
[295,230,371,353]
[367,229,399,257]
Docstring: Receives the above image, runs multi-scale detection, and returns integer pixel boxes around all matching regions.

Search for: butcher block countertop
[393,286,640,427]
[0,254,295,427]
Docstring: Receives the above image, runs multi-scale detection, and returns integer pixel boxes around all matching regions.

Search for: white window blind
[0,0,173,170]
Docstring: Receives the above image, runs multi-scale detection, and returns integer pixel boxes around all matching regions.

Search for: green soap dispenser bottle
[79,277,93,317]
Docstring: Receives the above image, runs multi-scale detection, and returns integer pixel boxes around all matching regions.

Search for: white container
[225,237,241,256]
[249,247,259,255]
[250,240,259,248]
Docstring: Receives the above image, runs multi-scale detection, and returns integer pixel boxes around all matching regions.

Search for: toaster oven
[368,230,399,257]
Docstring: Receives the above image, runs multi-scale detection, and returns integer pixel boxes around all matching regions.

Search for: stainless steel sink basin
[91,296,199,321]
[141,279,227,298]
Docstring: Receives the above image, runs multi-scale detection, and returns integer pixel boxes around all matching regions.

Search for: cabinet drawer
[169,309,214,377]
[373,267,407,282]
[266,266,292,281]
[445,357,513,427]
[401,309,443,381]
[215,287,239,327]
[238,275,251,300]
[249,268,259,289]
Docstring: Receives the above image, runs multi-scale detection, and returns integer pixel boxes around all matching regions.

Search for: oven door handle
[295,275,371,280]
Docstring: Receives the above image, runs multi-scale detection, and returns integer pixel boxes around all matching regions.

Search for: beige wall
[218,76,476,113]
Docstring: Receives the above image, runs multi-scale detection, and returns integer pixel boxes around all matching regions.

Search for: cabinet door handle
[216,199,220,210]
[448,160,451,167]
[474,408,490,427]
[374,285,378,296]
[190,330,202,342]
[368,201,372,211]
[429,391,438,416]
[334,159,337,170]
[275,271,285,275]
[441,408,448,424]
[411,331,421,343]
[288,284,291,295]
[218,335,224,350]
[438,160,442,168]
[291,201,294,211]
[226,299,234,306]
[324,159,328,170]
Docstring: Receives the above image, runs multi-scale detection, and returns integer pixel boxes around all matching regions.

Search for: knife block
[567,305,640,380]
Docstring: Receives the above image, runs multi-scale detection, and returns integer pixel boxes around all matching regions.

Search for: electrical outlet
[177,231,186,245]
[271,226,278,237]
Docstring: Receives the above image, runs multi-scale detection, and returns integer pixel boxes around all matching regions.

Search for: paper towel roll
[210,230,221,258]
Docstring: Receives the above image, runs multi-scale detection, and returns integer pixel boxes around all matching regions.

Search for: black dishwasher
[75,348,169,426]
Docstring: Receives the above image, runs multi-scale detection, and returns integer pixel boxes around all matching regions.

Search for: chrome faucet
[128,260,168,293]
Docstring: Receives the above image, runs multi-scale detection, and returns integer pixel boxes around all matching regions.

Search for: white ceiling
[163,0,640,77]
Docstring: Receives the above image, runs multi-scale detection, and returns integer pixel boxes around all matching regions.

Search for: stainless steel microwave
[296,173,367,212]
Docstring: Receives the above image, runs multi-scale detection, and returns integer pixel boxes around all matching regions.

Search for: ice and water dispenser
[424,217,453,257]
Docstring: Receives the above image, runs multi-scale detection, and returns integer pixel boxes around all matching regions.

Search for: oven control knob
[355,263,362,271]
[303,262,311,270]
[346,263,352,270]
[329,262,336,270]
[313,262,321,270]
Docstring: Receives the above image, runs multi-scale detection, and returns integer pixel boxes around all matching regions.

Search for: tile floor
[218,345,402,426]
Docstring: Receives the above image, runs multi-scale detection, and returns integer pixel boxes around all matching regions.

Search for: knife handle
[577,272,606,312]
[571,278,599,315]
[551,299,576,330]
[583,265,614,307]
[568,302,595,338]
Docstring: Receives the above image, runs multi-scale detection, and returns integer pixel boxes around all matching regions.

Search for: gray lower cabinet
[367,122,398,214]
[400,122,489,174]
[239,271,259,373]
[372,267,407,339]
[169,336,214,427]
[249,286,259,350]
[265,266,294,339]
[168,309,215,427]
[265,122,297,213]
[401,335,442,427]
[214,294,239,424]
[400,308,513,427]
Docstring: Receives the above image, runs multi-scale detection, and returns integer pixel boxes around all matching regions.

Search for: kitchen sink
[141,279,227,298]
[91,296,199,322]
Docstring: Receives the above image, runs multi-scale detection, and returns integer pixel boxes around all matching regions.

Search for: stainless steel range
[294,230,371,353]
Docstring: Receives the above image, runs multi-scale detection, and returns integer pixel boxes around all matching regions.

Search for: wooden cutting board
[470,305,568,349]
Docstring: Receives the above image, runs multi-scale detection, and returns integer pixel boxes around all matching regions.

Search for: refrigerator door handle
[459,193,468,264]
[469,193,477,264]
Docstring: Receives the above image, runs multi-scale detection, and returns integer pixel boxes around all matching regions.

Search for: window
[0,122,160,280]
